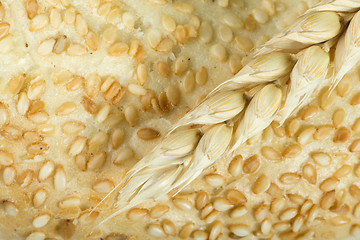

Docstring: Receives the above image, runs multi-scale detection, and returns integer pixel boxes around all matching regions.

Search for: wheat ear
[94,1,360,225]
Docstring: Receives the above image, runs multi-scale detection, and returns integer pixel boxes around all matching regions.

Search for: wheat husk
[253,11,342,56]
[332,9,360,91]
[277,45,330,123]
[308,0,360,13]
[230,84,282,152]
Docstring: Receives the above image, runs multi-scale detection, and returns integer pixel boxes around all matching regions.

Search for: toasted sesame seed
[0,22,10,40]
[210,43,227,62]
[33,188,47,207]
[3,201,18,217]
[204,173,225,188]
[27,142,49,155]
[174,56,190,76]
[195,191,209,210]
[334,127,351,143]
[204,210,220,224]
[87,151,106,170]
[150,205,169,219]
[218,24,234,43]
[287,193,305,205]
[254,204,268,222]
[320,190,335,209]
[38,161,55,182]
[349,184,360,200]
[64,7,76,24]
[192,230,208,240]
[173,3,194,14]
[261,146,281,161]
[3,166,16,185]
[182,70,196,93]
[58,196,80,208]
[311,152,331,167]
[229,224,250,237]
[93,180,114,193]
[349,139,360,152]
[235,36,253,53]
[122,12,135,30]
[0,2,4,21]
[0,34,13,53]
[124,105,138,127]
[33,213,50,228]
[229,205,247,218]
[282,144,301,158]
[270,197,285,214]
[50,8,62,29]
[26,232,45,240]
[314,125,334,140]
[228,155,242,176]
[213,197,233,211]
[81,96,97,114]
[54,166,66,191]
[252,175,271,194]
[75,14,88,36]
[229,54,242,74]
[302,164,317,184]
[66,75,84,91]
[320,177,339,192]
[179,222,194,239]
[280,172,300,184]
[166,85,180,106]
[223,13,243,29]
[351,92,360,105]
[18,169,34,187]
[243,155,260,174]
[320,89,336,110]
[351,224,360,236]
[137,128,160,140]
[25,0,38,19]
[127,208,148,221]
[67,43,87,56]
[297,126,316,145]
[56,220,75,239]
[62,121,85,135]
[244,14,257,31]
[279,207,297,221]
[173,197,192,211]
[162,14,176,32]
[85,31,99,51]
[199,21,213,43]
[200,203,213,219]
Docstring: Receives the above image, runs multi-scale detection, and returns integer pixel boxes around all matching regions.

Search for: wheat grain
[277,45,330,123]
[332,9,360,91]
[230,84,282,152]
[254,11,342,56]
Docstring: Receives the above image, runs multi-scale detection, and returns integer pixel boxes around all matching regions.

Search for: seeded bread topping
[3,0,360,240]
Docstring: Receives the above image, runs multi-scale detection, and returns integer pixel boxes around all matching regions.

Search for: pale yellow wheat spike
[331,9,360,92]
[308,0,360,13]
[96,0,354,227]
[277,45,330,124]
[230,84,282,153]
[253,11,342,56]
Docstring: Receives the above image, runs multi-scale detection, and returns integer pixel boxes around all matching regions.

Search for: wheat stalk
[94,0,360,225]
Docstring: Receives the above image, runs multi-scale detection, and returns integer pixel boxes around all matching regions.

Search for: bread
[2,0,360,239]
